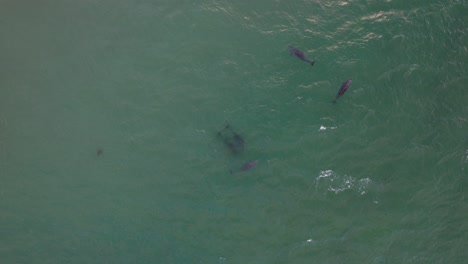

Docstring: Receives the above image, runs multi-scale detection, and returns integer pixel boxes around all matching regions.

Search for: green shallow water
[1,0,467,263]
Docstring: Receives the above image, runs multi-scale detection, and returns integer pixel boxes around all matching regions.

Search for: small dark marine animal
[240,160,258,171]
[230,160,259,174]
[333,79,352,103]
[96,148,103,156]
[218,124,245,154]
[288,46,315,66]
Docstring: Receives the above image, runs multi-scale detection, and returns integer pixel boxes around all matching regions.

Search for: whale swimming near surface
[333,79,352,103]
[288,46,315,66]
[240,160,258,171]
[218,124,245,154]
[230,160,258,174]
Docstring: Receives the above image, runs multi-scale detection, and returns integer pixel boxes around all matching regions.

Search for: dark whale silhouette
[230,160,258,174]
[218,124,245,154]
[333,79,352,103]
[240,160,258,171]
[288,46,315,66]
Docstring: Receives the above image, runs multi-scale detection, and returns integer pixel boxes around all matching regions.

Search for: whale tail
[310,61,315,66]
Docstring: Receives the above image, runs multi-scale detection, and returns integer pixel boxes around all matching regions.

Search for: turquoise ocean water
[1,0,467,263]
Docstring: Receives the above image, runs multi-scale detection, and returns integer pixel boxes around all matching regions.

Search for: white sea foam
[318,125,337,131]
[316,170,371,195]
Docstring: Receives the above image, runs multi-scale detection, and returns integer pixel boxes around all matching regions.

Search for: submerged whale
[333,79,352,103]
[218,124,245,154]
[240,160,258,171]
[288,46,315,66]
[230,160,258,174]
